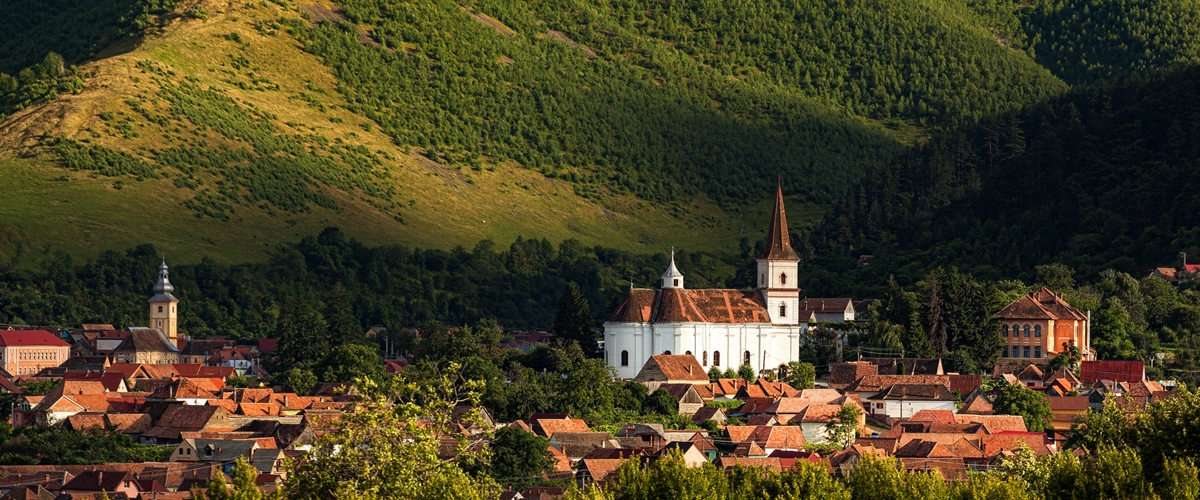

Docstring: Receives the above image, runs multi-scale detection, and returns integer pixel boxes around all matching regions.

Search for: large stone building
[112,259,181,364]
[604,186,808,379]
[0,330,71,376]
[993,287,1093,362]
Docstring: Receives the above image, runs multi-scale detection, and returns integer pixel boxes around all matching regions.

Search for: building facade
[0,330,71,376]
[149,259,180,348]
[993,287,1093,362]
[604,186,809,379]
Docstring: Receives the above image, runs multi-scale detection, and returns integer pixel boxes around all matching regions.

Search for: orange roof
[848,375,950,393]
[581,459,627,482]
[643,355,708,382]
[238,403,279,416]
[993,287,1086,321]
[609,289,773,324]
[535,418,591,437]
[794,404,843,423]
[954,415,1027,433]
[908,409,956,424]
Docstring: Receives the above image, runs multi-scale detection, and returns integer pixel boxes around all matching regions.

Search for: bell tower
[757,183,801,324]
[149,258,180,348]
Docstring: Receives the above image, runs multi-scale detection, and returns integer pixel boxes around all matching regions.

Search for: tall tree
[487,427,555,491]
[554,282,596,356]
[277,298,328,371]
[324,283,361,346]
[993,382,1053,432]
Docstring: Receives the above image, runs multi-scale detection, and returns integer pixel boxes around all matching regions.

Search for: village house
[994,287,1093,362]
[0,330,71,376]
[865,383,959,420]
[634,354,709,384]
[797,298,856,322]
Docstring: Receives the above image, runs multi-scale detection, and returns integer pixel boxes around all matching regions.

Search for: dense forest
[300,0,1066,206]
[0,0,178,74]
[805,65,1200,292]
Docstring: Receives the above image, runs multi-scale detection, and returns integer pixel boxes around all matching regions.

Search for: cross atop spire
[757,183,800,261]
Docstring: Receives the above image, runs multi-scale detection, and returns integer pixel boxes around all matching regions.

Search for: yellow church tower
[149,258,179,348]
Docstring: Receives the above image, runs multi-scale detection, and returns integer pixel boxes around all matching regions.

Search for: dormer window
[780,273,787,286]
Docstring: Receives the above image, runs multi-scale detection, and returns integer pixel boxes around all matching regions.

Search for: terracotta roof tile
[953,415,1027,433]
[993,287,1086,321]
[828,362,878,388]
[847,375,950,393]
[534,418,590,437]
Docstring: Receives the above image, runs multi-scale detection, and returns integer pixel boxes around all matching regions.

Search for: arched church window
[621,351,629,366]
[778,364,788,378]
[780,302,787,318]
[664,350,672,355]
[702,351,708,365]
[713,351,721,366]
[780,273,787,286]
[1024,325,1031,337]
[744,351,751,365]
[158,306,163,313]
[685,350,692,355]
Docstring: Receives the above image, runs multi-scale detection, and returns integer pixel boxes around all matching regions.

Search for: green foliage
[825,403,863,448]
[784,361,816,390]
[0,53,86,121]
[285,372,497,500]
[0,423,169,465]
[1020,0,1200,83]
[196,457,283,500]
[707,366,723,383]
[0,0,179,74]
[276,297,328,371]
[736,363,756,383]
[276,368,318,395]
[295,0,1068,208]
[642,389,678,416]
[555,281,596,355]
[844,457,948,500]
[488,426,555,490]
[317,343,386,384]
[19,378,62,396]
[324,283,362,347]
[993,382,1053,432]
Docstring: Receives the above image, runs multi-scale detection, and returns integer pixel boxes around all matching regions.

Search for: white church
[604,186,809,379]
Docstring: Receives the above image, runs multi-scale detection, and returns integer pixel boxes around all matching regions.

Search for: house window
[1024,325,1030,337]
[1035,325,1042,337]
[713,351,721,367]
[744,351,751,365]
[702,351,708,366]
[621,351,628,366]
[779,303,787,318]
[1034,346,1042,358]
[780,273,787,286]
[1013,325,1020,337]
[673,279,679,287]
[1023,346,1031,358]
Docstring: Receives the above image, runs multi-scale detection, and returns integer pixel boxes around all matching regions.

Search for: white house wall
[869,400,957,420]
[605,321,805,380]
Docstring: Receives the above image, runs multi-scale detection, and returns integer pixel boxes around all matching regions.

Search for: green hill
[804,65,1200,294]
[0,0,1076,263]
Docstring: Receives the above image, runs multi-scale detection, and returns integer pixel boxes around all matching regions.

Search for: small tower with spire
[757,183,801,324]
[661,248,684,289]
[149,258,180,348]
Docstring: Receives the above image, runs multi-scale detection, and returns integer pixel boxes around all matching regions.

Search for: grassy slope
[0,0,811,264]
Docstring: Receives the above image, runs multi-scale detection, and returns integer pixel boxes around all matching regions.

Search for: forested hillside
[804,65,1200,294]
[309,0,1065,205]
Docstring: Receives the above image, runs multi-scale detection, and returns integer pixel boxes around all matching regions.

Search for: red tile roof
[608,289,773,324]
[0,330,68,347]
[1081,360,1144,383]
[641,354,709,382]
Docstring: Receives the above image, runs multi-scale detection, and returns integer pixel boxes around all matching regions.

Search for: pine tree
[277,298,328,371]
[324,283,361,346]
[554,282,596,356]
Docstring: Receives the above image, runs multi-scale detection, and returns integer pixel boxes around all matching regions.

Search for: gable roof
[993,287,1086,321]
[114,329,177,354]
[953,415,1027,433]
[61,470,136,492]
[608,289,773,324]
[638,355,708,382]
[797,298,854,314]
[0,330,69,347]
[828,362,878,389]
[533,417,591,437]
[846,375,950,393]
[869,384,957,401]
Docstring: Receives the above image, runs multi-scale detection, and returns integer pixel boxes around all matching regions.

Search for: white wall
[867,400,957,420]
[605,321,805,379]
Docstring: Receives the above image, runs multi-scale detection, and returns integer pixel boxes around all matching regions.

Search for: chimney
[97,471,103,484]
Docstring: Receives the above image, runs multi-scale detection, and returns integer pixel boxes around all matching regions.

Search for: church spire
[661,248,684,289]
[152,257,176,298]
[757,183,799,261]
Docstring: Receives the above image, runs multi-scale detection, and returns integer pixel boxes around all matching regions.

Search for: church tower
[757,184,801,324]
[661,249,684,289]
[149,258,180,348]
